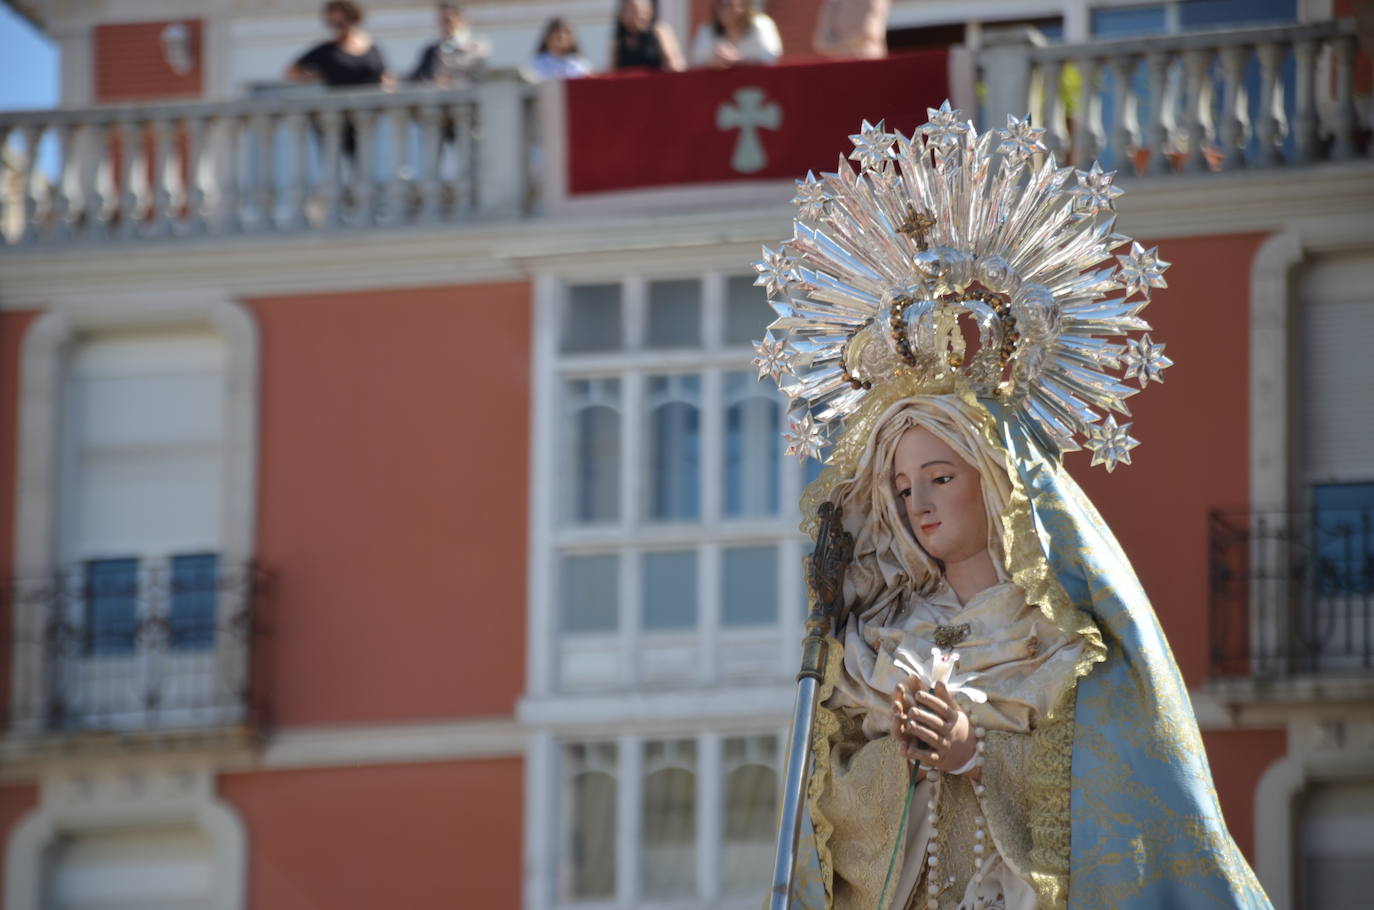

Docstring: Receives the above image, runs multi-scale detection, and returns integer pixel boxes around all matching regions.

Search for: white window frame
[7,289,258,737]
[527,268,808,700]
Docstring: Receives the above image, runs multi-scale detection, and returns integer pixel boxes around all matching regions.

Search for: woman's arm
[656,23,687,71]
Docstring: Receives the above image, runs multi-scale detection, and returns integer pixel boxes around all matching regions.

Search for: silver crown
[752,102,1173,471]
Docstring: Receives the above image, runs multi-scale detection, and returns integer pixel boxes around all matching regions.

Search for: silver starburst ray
[756,103,1172,470]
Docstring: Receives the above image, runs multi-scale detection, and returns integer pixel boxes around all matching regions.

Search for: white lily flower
[893,646,988,704]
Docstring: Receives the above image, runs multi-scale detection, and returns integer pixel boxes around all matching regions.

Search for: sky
[0,3,60,111]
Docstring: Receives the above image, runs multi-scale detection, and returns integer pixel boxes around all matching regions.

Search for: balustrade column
[351,107,378,225]
[283,111,310,231]
[416,101,442,223]
[1293,38,1320,164]
[1040,60,1069,160]
[385,104,410,225]
[1181,47,1215,173]
[117,118,141,239]
[1254,43,1287,168]
[1109,56,1140,174]
[1144,50,1173,174]
[83,121,110,240]
[1331,34,1359,161]
[52,121,78,242]
[19,123,44,244]
[251,111,277,230]
[1072,56,1103,167]
[1219,44,1250,170]
[149,117,175,237]
[316,109,344,228]
[183,114,209,235]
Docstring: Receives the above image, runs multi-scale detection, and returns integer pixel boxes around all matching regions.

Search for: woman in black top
[285,1,390,159]
[611,0,685,72]
[285,0,391,87]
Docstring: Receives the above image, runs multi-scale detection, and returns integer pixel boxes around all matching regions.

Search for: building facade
[1,1,1372,909]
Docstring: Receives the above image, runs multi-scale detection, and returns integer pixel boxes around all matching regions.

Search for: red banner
[565,51,950,196]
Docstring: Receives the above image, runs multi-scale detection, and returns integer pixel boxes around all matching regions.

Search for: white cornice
[1,165,1371,311]
[0,716,524,782]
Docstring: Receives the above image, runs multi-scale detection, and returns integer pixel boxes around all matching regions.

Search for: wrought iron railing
[4,557,270,734]
[1209,509,1374,678]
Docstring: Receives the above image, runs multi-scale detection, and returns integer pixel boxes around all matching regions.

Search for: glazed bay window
[550,274,809,692]
[558,733,781,906]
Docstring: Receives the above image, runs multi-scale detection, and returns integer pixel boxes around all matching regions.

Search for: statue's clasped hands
[889,646,987,774]
[890,677,978,773]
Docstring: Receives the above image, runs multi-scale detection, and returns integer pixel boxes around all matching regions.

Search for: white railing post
[475,73,530,218]
[1219,43,1251,170]
[1293,38,1321,164]
[1331,34,1359,161]
[979,26,1040,131]
[1254,42,1287,167]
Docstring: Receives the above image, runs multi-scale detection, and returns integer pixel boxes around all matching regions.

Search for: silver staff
[770,501,853,910]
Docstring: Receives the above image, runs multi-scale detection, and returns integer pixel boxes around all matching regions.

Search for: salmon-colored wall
[1068,233,1266,687]
[247,282,530,727]
[0,783,40,900]
[0,311,37,728]
[220,758,521,910]
[94,21,204,102]
[1202,728,1287,860]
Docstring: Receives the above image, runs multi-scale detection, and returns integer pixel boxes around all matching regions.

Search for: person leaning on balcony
[284,0,392,89]
[530,17,593,80]
[408,2,490,88]
[689,0,782,70]
[611,0,686,72]
[812,0,889,60]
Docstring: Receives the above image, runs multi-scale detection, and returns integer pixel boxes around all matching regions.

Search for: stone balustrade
[980,19,1368,175]
[0,73,535,248]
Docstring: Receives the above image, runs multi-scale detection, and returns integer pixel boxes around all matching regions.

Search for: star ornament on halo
[996,114,1047,165]
[1116,242,1171,300]
[752,245,797,298]
[847,120,895,172]
[1084,416,1140,472]
[1121,334,1173,387]
[783,410,827,462]
[1069,161,1124,216]
[752,333,794,383]
[791,172,831,221]
[920,100,971,150]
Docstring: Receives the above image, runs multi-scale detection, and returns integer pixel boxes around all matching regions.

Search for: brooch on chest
[932,622,971,650]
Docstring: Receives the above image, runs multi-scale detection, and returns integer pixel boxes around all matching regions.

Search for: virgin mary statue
[752,104,1272,910]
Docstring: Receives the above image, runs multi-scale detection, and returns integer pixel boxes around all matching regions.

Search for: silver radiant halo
[751,100,1173,468]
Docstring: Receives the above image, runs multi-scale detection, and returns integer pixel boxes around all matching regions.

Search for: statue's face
[891,426,988,564]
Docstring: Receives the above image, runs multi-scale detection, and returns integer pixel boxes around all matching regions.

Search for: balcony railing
[1,22,1369,248]
[1209,509,1374,679]
[980,19,1369,174]
[0,73,535,248]
[5,557,269,736]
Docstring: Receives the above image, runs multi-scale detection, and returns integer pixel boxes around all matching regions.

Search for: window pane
[643,550,696,631]
[1179,0,1295,30]
[169,553,218,650]
[725,275,773,346]
[568,771,617,899]
[723,546,777,626]
[85,558,139,656]
[724,372,780,517]
[1313,483,1374,596]
[562,284,622,353]
[642,765,696,898]
[561,555,618,633]
[722,763,779,895]
[565,379,621,524]
[1091,5,1166,37]
[646,375,701,522]
[647,280,700,348]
